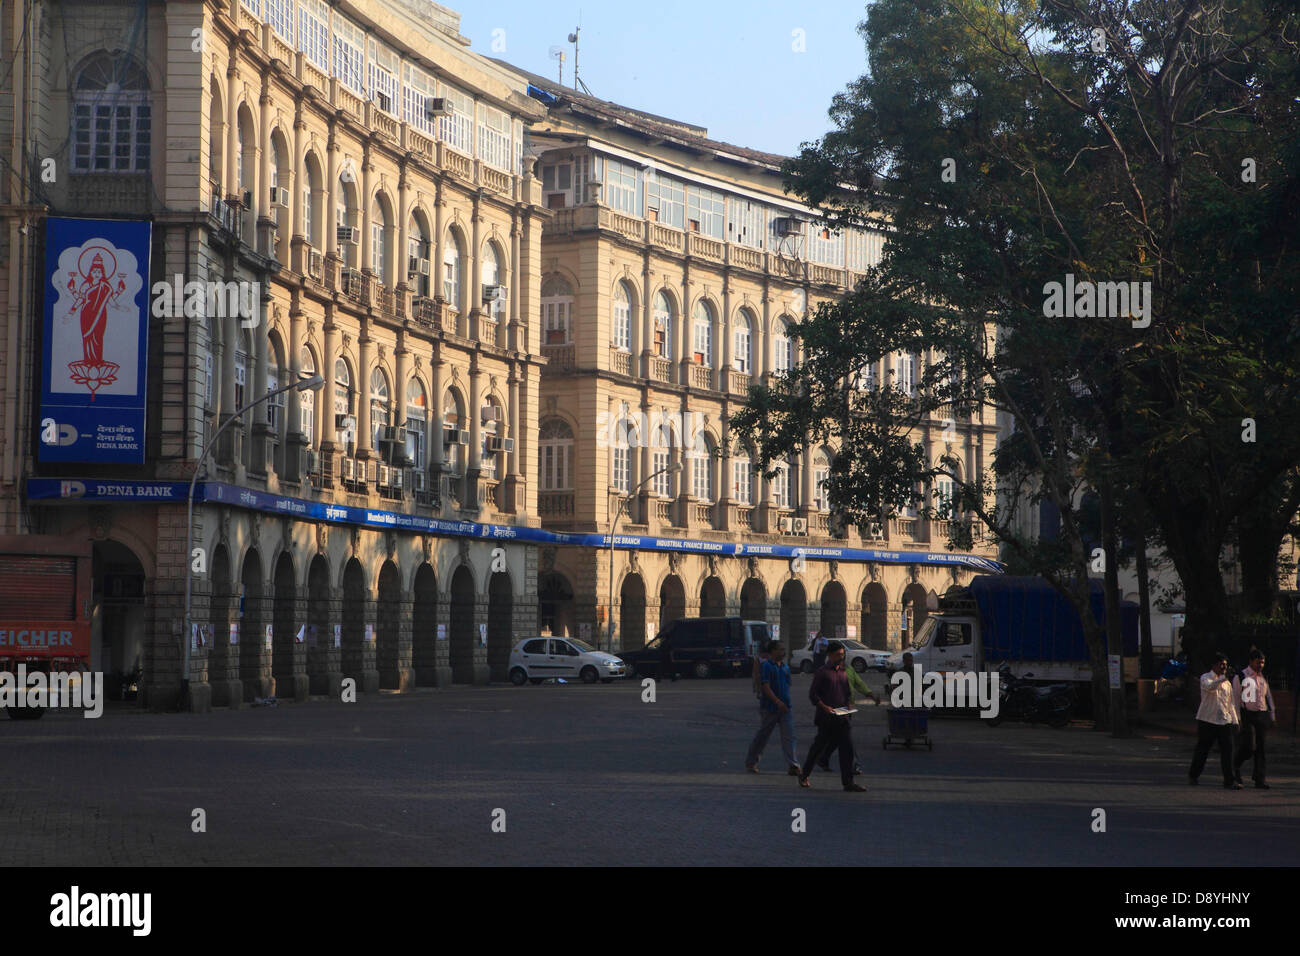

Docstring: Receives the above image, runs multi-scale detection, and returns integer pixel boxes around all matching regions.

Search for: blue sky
[454,1,872,157]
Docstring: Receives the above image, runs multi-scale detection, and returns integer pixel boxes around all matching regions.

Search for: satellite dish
[568,32,578,43]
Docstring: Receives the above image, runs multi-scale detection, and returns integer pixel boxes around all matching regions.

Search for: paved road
[2,674,1296,866]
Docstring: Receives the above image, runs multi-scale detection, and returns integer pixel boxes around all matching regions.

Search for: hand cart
[883,707,932,750]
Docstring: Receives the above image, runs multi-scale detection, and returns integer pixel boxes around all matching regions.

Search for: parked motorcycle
[987,663,1074,727]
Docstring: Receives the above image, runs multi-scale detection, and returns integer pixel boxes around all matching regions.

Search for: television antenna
[547,45,566,86]
[567,22,591,95]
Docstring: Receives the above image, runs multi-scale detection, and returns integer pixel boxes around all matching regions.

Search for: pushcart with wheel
[883,707,932,750]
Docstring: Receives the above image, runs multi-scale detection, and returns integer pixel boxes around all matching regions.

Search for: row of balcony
[543,205,866,291]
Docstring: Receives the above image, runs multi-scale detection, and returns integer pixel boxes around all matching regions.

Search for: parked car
[790,637,886,674]
[508,637,626,685]
[620,617,751,679]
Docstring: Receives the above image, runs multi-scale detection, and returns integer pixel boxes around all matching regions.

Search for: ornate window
[71,53,151,173]
[541,276,573,345]
[540,418,574,491]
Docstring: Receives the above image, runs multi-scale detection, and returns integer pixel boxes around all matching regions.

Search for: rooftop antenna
[547,45,566,86]
[568,16,592,95]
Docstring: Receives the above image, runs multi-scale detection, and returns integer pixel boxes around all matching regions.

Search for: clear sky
[452,1,873,157]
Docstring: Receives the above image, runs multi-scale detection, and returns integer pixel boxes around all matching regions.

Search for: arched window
[772,458,795,510]
[443,391,465,475]
[370,197,390,285]
[542,276,573,345]
[370,369,390,451]
[266,343,283,435]
[482,243,506,328]
[813,450,831,513]
[405,378,427,468]
[334,358,354,449]
[653,292,674,360]
[72,53,151,172]
[302,153,323,248]
[612,282,632,352]
[407,213,432,297]
[651,423,675,497]
[774,317,793,373]
[691,433,714,502]
[732,446,753,506]
[692,300,714,366]
[299,347,316,444]
[234,336,248,408]
[540,418,574,491]
[855,358,877,391]
[442,231,463,310]
[734,310,753,374]
[893,351,917,395]
[481,397,502,480]
[612,418,636,493]
[337,169,359,268]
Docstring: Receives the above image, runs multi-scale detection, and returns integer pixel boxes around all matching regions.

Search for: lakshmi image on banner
[51,239,143,401]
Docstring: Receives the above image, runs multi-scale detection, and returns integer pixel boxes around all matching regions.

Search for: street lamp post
[606,461,681,653]
[181,373,325,710]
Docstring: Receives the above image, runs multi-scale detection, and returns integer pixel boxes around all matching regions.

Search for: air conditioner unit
[390,469,404,490]
[482,284,505,303]
[502,438,515,453]
[412,470,426,492]
[779,516,794,532]
[425,97,453,119]
[774,216,805,237]
[481,405,503,423]
[866,521,883,538]
[308,250,324,280]
[375,91,392,113]
[457,429,470,446]
[341,268,362,294]
[487,436,505,453]
[409,257,431,277]
[303,448,319,474]
[380,425,406,445]
[377,464,391,486]
[335,413,356,432]
[341,457,356,481]
[272,187,290,208]
[792,517,808,534]
[443,426,459,446]
[242,190,254,208]
[337,225,360,245]
[364,459,378,483]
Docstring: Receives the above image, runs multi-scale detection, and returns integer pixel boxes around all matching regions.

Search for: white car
[508,637,626,685]
[790,638,890,674]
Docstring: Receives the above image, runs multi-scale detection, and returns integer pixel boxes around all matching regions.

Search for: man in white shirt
[1188,652,1242,790]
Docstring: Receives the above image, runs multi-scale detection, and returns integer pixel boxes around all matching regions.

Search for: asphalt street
[3,672,1296,866]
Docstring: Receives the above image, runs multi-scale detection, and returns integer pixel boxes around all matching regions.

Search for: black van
[622,617,769,679]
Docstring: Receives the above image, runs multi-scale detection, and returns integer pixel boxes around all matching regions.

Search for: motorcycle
[987,663,1074,727]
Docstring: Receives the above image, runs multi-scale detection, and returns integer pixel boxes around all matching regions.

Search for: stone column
[469,193,483,340]
[360,145,373,274]
[321,315,338,465]
[224,57,239,197]
[357,329,373,460]
[430,356,445,473]
[325,129,339,261]
[285,290,305,481]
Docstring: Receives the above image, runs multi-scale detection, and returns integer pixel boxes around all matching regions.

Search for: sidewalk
[1137,705,1300,762]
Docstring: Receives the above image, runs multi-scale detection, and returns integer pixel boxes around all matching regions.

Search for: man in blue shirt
[745,640,800,775]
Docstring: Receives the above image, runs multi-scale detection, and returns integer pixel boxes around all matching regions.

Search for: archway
[207,543,235,705]
[659,575,686,634]
[449,565,475,683]
[901,581,930,646]
[239,549,268,701]
[619,573,647,651]
[780,579,808,653]
[740,578,767,624]
[862,582,888,649]
[412,563,439,685]
[271,552,297,699]
[699,576,726,618]
[377,560,402,689]
[307,555,333,695]
[538,571,575,637]
[341,558,366,686]
[91,540,148,700]
[487,571,513,681]
[820,581,847,641]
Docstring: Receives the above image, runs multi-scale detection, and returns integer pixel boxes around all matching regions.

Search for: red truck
[0,535,93,719]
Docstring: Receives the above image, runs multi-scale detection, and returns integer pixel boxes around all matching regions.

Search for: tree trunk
[1134,521,1154,679]
[1100,480,1130,736]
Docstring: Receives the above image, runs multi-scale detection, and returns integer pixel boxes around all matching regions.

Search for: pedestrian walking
[1189,651,1242,789]
[1233,648,1274,789]
[812,630,829,670]
[817,646,870,773]
[799,642,866,792]
[752,638,770,699]
[745,640,800,775]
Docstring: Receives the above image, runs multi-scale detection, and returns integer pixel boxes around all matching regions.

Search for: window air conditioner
[337,225,360,245]
[425,98,453,119]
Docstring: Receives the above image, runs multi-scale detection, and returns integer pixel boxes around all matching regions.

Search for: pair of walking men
[1189,648,1274,789]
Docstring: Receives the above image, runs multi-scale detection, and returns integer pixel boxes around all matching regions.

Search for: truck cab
[892,615,980,675]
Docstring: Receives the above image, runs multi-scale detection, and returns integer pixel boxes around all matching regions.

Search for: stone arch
[780,579,808,653]
[537,570,575,638]
[740,578,767,623]
[658,574,686,633]
[239,548,269,701]
[377,559,403,689]
[820,580,847,641]
[449,563,476,683]
[699,575,726,618]
[901,580,930,646]
[619,572,647,651]
[412,561,439,686]
[306,553,334,695]
[271,550,298,699]
[341,557,367,687]
[861,581,888,650]
[487,570,513,682]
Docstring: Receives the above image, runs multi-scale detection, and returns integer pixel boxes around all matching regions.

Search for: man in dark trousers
[799,642,866,792]
[1233,648,1274,789]
[1189,651,1241,789]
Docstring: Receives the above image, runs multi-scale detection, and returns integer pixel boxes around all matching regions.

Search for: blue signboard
[39,218,152,464]
[25,477,1005,574]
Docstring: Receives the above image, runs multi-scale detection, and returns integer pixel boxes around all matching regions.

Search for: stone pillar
[469,193,483,340]
[430,356,446,473]
[285,293,306,481]
[321,316,338,464]
[325,130,339,261]
[257,83,272,226]
[250,297,271,476]
[357,329,373,459]
[224,57,239,197]
[360,145,373,274]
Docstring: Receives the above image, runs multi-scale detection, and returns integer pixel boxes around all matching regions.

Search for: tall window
[894,351,916,395]
[772,460,793,509]
[406,378,427,469]
[266,355,282,433]
[443,393,464,475]
[728,199,768,249]
[733,451,753,506]
[692,434,713,501]
[481,399,501,480]
[652,425,673,497]
[370,369,390,452]
[733,311,752,374]
[813,453,831,512]
[774,319,793,373]
[687,184,725,238]
[442,233,462,310]
[298,0,329,71]
[482,244,505,327]
[299,348,316,443]
[604,158,640,214]
[541,276,573,344]
[612,282,632,352]
[403,61,437,136]
[72,53,151,172]
[234,341,247,408]
[370,199,388,284]
[693,301,714,366]
[334,359,353,449]
[478,104,511,171]
[332,13,365,94]
[368,38,399,114]
[612,419,635,492]
[646,173,684,228]
[407,221,431,297]
[438,83,475,155]
[266,0,294,42]
[540,419,574,491]
[653,292,673,360]
[935,478,957,518]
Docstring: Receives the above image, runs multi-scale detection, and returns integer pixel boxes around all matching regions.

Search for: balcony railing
[690,365,712,390]
[542,343,575,373]
[610,348,632,376]
[654,498,673,525]
[480,165,511,196]
[728,369,750,395]
[690,233,724,262]
[650,223,684,251]
[650,356,673,383]
[737,507,754,532]
[694,502,714,528]
[444,146,473,181]
[539,491,575,516]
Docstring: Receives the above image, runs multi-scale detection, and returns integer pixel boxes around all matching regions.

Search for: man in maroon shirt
[798,643,866,792]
